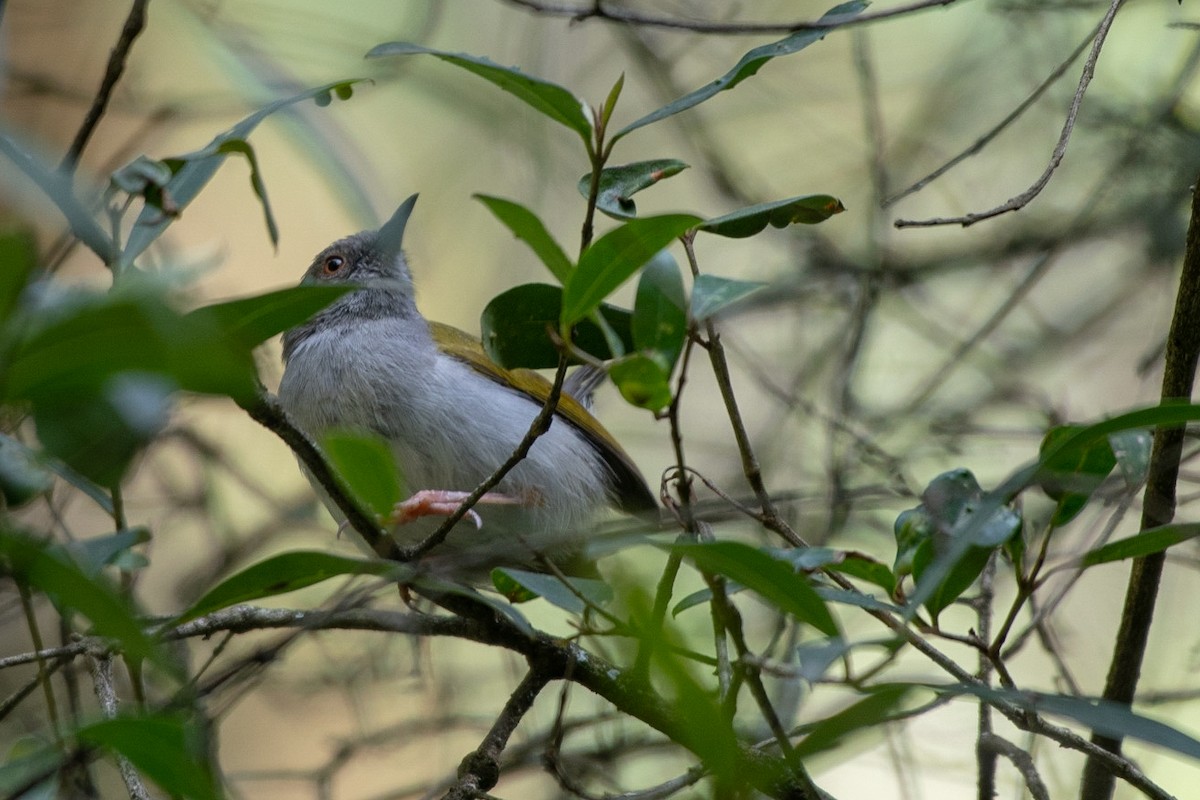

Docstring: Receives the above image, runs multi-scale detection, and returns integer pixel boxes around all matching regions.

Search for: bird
[277,195,657,580]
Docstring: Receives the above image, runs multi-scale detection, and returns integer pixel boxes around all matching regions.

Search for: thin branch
[59,0,149,176]
[88,652,151,800]
[448,668,554,799]
[498,0,970,35]
[979,733,1050,800]
[1079,172,1200,800]
[884,15,1100,207]
[894,0,1126,228]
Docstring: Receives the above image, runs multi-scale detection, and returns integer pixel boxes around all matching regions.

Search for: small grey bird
[278,195,656,578]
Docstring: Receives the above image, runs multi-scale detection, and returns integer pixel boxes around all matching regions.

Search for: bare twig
[979,733,1050,800]
[59,0,149,176]
[894,0,1126,228]
[498,0,970,35]
[88,652,152,800]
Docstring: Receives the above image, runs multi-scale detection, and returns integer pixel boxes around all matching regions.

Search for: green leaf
[66,528,150,576]
[44,458,113,515]
[0,529,165,667]
[1109,428,1152,489]
[579,159,690,220]
[177,551,402,624]
[0,433,53,508]
[0,132,117,264]
[480,283,632,369]
[668,541,839,636]
[1080,522,1200,567]
[1039,424,1118,525]
[562,214,701,326]
[32,373,175,486]
[935,683,1200,761]
[0,226,37,321]
[911,538,992,624]
[474,194,573,283]
[632,251,687,372]
[0,737,60,798]
[491,567,612,614]
[609,353,673,412]
[795,685,914,757]
[78,714,218,800]
[825,552,896,594]
[691,274,767,322]
[366,43,593,144]
[122,80,363,264]
[698,194,846,238]
[321,430,404,518]
[616,1,868,138]
[185,284,354,349]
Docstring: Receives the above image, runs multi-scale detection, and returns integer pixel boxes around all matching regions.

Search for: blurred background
[3,0,1200,797]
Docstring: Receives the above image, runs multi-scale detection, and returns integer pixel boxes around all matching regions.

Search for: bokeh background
[3,1,1200,797]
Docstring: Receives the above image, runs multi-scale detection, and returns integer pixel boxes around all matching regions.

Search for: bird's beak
[377,193,419,258]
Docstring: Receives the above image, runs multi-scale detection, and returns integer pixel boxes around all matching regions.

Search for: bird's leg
[386,489,524,529]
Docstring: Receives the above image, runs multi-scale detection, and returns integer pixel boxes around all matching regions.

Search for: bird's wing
[430,321,657,513]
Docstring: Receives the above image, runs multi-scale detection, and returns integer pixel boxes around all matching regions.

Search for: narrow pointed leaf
[492,567,612,614]
[475,195,573,283]
[176,551,403,624]
[366,43,592,143]
[123,80,363,263]
[616,1,868,138]
[795,685,914,757]
[79,714,218,800]
[1080,522,1200,567]
[698,194,845,238]
[562,214,700,326]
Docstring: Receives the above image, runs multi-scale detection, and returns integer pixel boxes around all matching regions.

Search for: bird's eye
[322,255,345,275]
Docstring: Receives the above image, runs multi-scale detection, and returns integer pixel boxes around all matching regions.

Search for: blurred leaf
[691,275,767,322]
[491,568,539,603]
[0,529,165,667]
[0,132,117,264]
[5,286,256,405]
[816,587,904,614]
[366,43,593,144]
[0,226,37,321]
[321,430,403,518]
[66,528,150,576]
[492,567,612,614]
[185,284,355,349]
[609,353,673,412]
[579,159,690,220]
[616,1,867,138]
[44,459,113,515]
[0,434,52,508]
[78,714,218,800]
[33,373,175,486]
[669,541,839,636]
[698,194,845,238]
[633,251,687,371]
[0,737,60,799]
[936,683,1200,761]
[214,138,278,246]
[562,214,701,326]
[475,195,573,284]
[122,80,363,264]
[480,283,632,369]
[795,685,914,757]
[1080,522,1200,567]
[177,551,402,624]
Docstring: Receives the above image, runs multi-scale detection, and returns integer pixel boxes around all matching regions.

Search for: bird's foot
[386,489,524,529]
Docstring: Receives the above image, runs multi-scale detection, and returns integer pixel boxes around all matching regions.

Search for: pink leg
[386,489,524,529]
